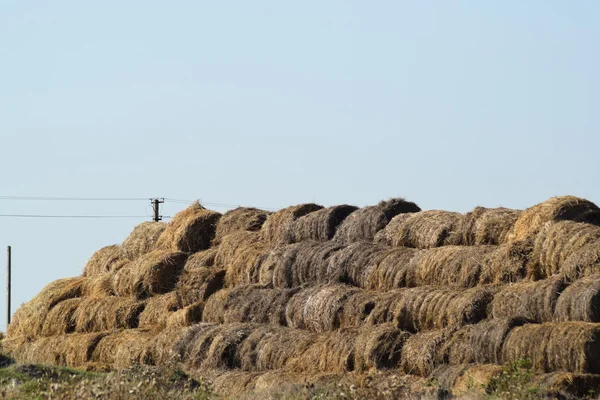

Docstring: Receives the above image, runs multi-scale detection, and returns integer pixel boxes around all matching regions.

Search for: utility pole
[151,198,164,222]
[6,246,11,327]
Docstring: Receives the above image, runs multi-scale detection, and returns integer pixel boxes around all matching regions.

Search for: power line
[0,196,148,201]
[0,214,158,219]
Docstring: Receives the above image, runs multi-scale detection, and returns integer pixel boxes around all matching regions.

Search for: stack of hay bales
[7,195,600,398]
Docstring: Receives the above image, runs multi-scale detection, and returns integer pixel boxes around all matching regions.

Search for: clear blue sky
[1,1,599,329]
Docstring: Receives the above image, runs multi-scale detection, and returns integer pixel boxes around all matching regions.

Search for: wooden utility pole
[151,198,164,222]
[6,246,11,327]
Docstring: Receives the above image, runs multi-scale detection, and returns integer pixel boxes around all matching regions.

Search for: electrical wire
[0,196,149,201]
[0,214,158,219]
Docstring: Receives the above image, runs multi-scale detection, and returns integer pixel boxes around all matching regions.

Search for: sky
[0,1,599,329]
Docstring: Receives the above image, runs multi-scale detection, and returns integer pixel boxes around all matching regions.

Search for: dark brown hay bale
[491,275,569,323]
[442,317,529,365]
[122,221,167,260]
[479,240,533,284]
[555,274,600,322]
[400,328,456,376]
[40,298,83,336]
[508,196,599,243]
[213,207,270,245]
[155,202,221,253]
[501,322,600,373]
[204,285,299,326]
[138,292,181,330]
[533,372,600,398]
[364,247,420,290]
[130,250,188,298]
[7,277,86,341]
[82,274,115,297]
[334,198,420,244]
[352,323,410,371]
[326,242,392,288]
[375,210,462,249]
[271,242,345,288]
[183,248,218,270]
[74,296,146,332]
[83,245,129,277]
[284,205,358,243]
[260,203,323,244]
[529,221,600,279]
[16,332,107,367]
[413,245,496,288]
[459,207,521,246]
[175,267,225,307]
[91,329,155,369]
[166,302,204,328]
[432,364,503,396]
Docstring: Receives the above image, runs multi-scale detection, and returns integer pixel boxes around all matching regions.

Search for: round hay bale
[111,263,136,297]
[260,203,323,244]
[294,329,356,373]
[554,274,600,322]
[175,267,225,307]
[432,364,503,396]
[508,196,599,242]
[562,242,600,281]
[183,248,218,270]
[185,323,255,370]
[413,245,496,288]
[73,296,146,332]
[211,371,260,397]
[365,247,419,290]
[529,221,600,279]
[491,275,569,322]
[400,328,456,376]
[459,207,521,246]
[7,277,86,341]
[334,198,421,244]
[148,325,192,364]
[130,250,188,298]
[83,245,129,277]
[138,292,181,330]
[82,274,115,297]
[213,207,270,245]
[375,210,462,249]
[284,205,358,243]
[91,329,155,369]
[479,239,533,285]
[155,202,221,253]
[121,221,167,260]
[326,242,391,288]
[40,298,83,337]
[15,332,107,368]
[166,302,204,328]
[501,322,600,373]
[353,323,410,371]
[215,232,271,286]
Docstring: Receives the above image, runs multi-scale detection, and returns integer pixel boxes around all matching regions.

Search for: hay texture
[479,240,533,285]
[92,329,155,369]
[121,221,167,260]
[400,328,456,376]
[432,364,503,396]
[176,267,225,307]
[364,247,419,290]
[166,302,205,328]
[213,207,270,245]
[82,274,115,297]
[326,242,391,288]
[459,207,521,246]
[554,274,600,322]
[215,232,271,287]
[260,203,323,244]
[334,198,420,244]
[40,298,83,337]
[283,205,358,243]
[183,248,217,270]
[375,210,462,249]
[128,250,188,298]
[138,292,181,330]
[155,202,221,253]
[83,245,128,277]
[73,296,146,332]
[508,196,599,242]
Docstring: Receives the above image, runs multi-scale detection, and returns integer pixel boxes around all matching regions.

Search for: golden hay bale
[561,242,600,281]
[400,328,456,376]
[413,245,496,288]
[529,221,600,279]
[213,207,271,245]
[40,298,82,337]
[260,203,323,244]
[364,247,419,290]
[184,248,218,270]
[7,277,86,341]
[326,242,392,288]
[375,210,462,249]
[83,245,129,277]
[91,329,155,369]
[147,325,192,364]
[111,263,136,297]
[283,205,358,243]
[175,267,225,307]
[166,302,204,328]
[15,332,107,368]
[508,196,599,243]
[155,202,221,253]
[555,274,600,322]
[501,322,600,373]
[271,242,345,288]
[432,364,503,396]
[292,329,354,373]
[211,371,261,397]
[334,198,421,244]
[203,285,299,326]
[479,239,533,285]
[121,221,167,260]
[138,292,181,330]
[352,324,410,371]
[215,232,271,287]
[459,207,521,246]
[533,372,600,398]
[491,275,569,322]
[74,296,146,332]
[82,274,115,297]
[130,250,188,298]
[443,317,529,365]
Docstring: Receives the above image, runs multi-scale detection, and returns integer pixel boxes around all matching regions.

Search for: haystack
[561,241,600,281]
[138,291,181,330]
[213,207,271,245]
[501,322,600,373]
[73,296,146,332]
[40,298,83,336]
[326,242,391,288]
[352,323,410,371]
[334,198,420,244]
[491,275,569,322]
[91,329,155,369]
[129,250,188,298]
[479,239,533,284]
[432,364,503,396]
[283,205,358,243]
[413,245,496,288]
[155,202,221,253]
[175,267,225,307]
[215,232,271,286]
[83,245,129,277]
[364,247,419,290]
[183,248,218,270]
[121,221,167,260]
[82,274,114,297]
[260,203,323,244]
[166,302,205,328]
[400,328,455,376]
[375,210,462,249]
[293,329,355,373]
[555,274,600,322]
[508,196,599,242]
[459,207,521,245]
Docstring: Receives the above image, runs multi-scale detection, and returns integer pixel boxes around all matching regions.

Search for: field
[4,195,600,398]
